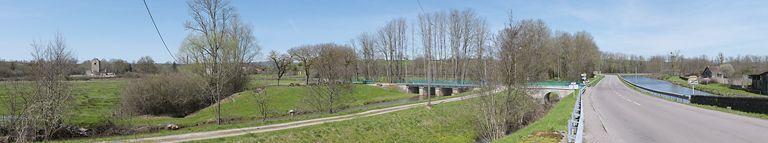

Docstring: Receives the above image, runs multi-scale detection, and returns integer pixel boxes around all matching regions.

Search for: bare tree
[252,87,270,121]
[303,43,356,113]
[377,18,407,83]
[418,11,437,105]
[268,51,292,86]
[473,17,552,142]
[7,34,76,142]
[288,45,318,85]
[179,0,260,125]
[134,56,158,74]
[354,33,377,81]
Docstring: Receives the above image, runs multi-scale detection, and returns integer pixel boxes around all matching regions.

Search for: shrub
[119,73,209,117]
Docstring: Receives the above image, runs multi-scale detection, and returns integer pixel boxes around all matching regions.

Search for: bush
[119,73,209,117]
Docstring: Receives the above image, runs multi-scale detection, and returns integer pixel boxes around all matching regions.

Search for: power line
[142,0,177,62]
[416,0,426,14]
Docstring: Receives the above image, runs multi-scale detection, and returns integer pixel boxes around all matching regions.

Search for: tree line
[0,56,174,79]
[265,9,602,87]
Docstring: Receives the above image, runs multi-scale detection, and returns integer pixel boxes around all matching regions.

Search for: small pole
[690,80,697,96]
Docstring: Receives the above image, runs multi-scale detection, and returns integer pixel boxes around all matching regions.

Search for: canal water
[621,75,714,96]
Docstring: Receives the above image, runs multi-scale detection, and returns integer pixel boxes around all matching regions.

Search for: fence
[690,95,768,114]
[567,86,586,143]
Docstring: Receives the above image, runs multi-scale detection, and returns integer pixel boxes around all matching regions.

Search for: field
[126,85,415,127]
[250,74,305,86]
[0,80,127,126]
[193,94,478,143]
[194,89,578,143]
[0,75,415,130]
[663,76,764,97]
[494,90,577,143]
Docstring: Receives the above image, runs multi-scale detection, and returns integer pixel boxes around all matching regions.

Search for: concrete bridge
[397,80,480,96]
[397,80,580,99]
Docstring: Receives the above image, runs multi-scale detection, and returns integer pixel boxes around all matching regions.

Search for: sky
[1,0,768,63]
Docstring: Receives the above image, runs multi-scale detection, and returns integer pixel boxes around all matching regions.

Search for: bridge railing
[567,86,586,143]
[618,75,690,103]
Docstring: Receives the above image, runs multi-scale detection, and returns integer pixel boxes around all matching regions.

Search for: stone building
[85,58,100,76]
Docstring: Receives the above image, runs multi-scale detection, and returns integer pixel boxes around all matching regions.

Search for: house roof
[751,71,768,76]
[705,66,721,73]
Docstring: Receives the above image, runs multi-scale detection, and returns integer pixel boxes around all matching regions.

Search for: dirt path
[114,89,496,143]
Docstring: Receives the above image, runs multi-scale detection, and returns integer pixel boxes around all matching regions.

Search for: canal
[621,75,714,96]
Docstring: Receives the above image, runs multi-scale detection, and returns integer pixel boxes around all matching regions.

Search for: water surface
[621,75,714,96]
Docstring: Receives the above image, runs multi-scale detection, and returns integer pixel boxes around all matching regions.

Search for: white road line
[613,89,641,106]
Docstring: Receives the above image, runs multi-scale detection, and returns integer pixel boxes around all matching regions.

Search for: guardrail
[618,75,691,103]
[567,86,586,143]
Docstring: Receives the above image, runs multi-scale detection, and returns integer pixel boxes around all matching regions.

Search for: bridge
[397,80,580,98]
[396,80,479,96]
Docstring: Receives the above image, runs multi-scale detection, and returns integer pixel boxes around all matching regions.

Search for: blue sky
[1,0,767,63]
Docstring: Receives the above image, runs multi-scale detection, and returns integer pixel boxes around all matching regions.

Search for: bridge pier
[437,88,453,96]
[419,87,435,98]
[407,86,420,94]
[453,88,468,94]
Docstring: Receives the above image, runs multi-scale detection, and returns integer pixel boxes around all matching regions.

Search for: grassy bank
[662,76,763,97]
[193,96,478,143]
[588,75,604,87]
[494,90,577,143]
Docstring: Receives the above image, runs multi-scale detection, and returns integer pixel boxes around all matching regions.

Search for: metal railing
[567,86,586,143]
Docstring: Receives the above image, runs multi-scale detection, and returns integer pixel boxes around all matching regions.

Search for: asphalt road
[583,75,768,143]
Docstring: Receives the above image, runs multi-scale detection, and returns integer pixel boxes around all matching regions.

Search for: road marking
[613,91,642,106]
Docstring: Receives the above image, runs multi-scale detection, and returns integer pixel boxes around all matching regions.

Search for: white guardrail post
[567,86,586,143]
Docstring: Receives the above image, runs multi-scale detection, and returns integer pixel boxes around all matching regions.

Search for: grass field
[57,86,473,143]
[191,89,579,143]
[2,74,417,140]
[663,76,764,97]
[0,80,127,127]
[193,95,478,143]
[494,90,577,143]
[127,85,415,127]
[250,74,304,86]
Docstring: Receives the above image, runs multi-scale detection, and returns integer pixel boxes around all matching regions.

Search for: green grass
[0,74,422,142]
[250,74,305,86]
[663,76,764,97]
[192,96,478,143]
[57,87,473,143]
[588,75,605,87]
[126,85,415,127]
[494,90,577,143]
[0,80,127,127]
